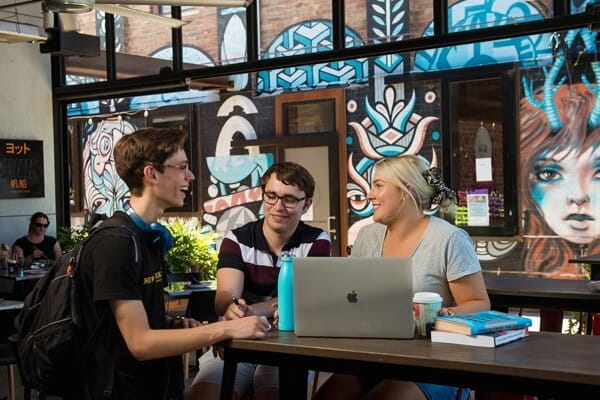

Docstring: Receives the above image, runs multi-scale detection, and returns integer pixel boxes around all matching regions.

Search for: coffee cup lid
[413,292,442,303]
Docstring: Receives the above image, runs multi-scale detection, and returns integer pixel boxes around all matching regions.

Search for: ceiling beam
[55,11,594,102]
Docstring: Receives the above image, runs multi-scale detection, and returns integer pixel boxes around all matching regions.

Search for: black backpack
[14,222,140,398]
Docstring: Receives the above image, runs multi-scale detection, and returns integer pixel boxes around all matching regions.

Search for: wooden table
[484,274,600,313]
[220,331,600,400]
[0,300,23,312]
[165,280,216,300]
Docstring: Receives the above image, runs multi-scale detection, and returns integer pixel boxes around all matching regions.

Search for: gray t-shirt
[351,216,481,307]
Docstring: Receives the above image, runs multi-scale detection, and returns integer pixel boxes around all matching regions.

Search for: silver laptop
[293,257,414,338]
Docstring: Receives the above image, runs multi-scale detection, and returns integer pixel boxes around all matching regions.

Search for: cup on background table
[413,292,443,337]
[7,260,16,274]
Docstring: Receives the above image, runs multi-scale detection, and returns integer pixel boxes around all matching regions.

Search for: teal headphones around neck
[124,204,174,253]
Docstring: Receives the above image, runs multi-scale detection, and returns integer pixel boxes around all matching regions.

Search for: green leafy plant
[162,217,219,281]
[57,225,89,253]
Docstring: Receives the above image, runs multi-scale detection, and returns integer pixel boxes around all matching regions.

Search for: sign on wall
[0,139,44,198]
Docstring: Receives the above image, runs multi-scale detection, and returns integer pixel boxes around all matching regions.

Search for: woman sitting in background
[12,212,62,266]
[314,154,490,400]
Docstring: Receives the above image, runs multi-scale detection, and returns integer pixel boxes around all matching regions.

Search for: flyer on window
[467,193,489,226]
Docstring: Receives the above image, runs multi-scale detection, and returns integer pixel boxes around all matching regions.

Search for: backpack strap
[76,223,143,400]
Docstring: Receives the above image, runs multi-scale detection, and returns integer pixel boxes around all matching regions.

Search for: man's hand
[223,297,254,320]
[225,315,270,339]
[167,316,202,329]
[272,302,279,329]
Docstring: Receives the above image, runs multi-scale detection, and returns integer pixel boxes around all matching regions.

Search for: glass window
[283,99,335,134]
[65,12,107,85]
[181,6,228,69]
[571,0,596,14]
[259,0,332,60]
[448,76,514,235]
[114,7,174,78]
[447,0,552,33]
[68,102,196,219]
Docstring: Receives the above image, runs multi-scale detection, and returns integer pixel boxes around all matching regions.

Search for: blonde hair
[374,154,457,221]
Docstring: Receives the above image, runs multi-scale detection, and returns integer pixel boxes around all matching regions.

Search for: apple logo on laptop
[347,290,358,303]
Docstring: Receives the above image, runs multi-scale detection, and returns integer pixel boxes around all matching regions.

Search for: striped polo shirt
[217,218,331,304]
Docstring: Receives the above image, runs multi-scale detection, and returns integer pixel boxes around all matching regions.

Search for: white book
[431,327,529,348]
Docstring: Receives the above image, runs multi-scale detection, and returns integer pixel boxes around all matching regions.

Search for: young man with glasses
[69,127,270,400]
[186,161,331,400]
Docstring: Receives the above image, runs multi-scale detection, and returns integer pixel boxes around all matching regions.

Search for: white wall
[0,44,54,247]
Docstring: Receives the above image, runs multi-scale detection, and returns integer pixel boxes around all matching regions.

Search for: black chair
[6,335,45,400]
[0,342,17,400]
[185,289,218,324]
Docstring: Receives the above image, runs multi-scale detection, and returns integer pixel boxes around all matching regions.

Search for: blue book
[431,327,529,348]
[434,310,532,335]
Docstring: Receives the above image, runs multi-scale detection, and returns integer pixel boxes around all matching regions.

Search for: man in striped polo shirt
[187,161,331,400]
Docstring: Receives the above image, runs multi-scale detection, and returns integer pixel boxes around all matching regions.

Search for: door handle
[327,216,337,240]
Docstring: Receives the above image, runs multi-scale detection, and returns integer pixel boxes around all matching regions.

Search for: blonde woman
[315,154,490,400]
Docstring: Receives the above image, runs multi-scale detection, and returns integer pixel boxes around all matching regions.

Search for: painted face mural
[202,95,273,234]
[520,27,600,276]
[346,85,439,244]
[530,146,600,244]
[83,119,136,217]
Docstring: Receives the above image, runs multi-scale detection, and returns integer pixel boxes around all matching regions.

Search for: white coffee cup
[413,292,443,337]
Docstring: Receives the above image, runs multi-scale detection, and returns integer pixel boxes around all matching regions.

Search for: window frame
[387,63,519,237]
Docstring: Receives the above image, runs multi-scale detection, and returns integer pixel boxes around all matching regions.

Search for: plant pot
[190,263,204,274]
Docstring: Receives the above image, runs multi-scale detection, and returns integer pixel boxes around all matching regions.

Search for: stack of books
[431,310,532,348]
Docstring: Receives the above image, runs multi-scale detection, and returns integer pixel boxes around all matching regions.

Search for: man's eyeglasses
[163,163,190,172]
[34,222,49,228]
[262,191,306,208]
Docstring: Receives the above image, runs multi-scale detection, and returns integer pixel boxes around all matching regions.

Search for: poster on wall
[0,139,44,199]
[467,193,489,226]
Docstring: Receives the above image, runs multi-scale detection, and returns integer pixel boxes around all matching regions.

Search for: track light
[94,4,188,28]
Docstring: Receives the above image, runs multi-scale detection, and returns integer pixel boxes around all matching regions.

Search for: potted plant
[162,217,219,291]
[57,225,89,253]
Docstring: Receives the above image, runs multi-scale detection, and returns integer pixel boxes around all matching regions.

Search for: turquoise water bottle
[277,252,295,331]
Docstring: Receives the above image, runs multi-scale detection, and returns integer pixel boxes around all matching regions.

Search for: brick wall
[258,0,367,55]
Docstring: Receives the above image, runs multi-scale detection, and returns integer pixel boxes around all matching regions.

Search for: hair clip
[422,167,457,207]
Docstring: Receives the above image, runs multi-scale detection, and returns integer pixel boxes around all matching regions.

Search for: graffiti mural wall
[69,0,600,280]
[257,20,368,92]
[82,119,137,217]
[197,95,275,235]
[345,83,441,244]
[520,42,600,278]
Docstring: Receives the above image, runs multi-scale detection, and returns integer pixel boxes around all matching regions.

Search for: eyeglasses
[34,222,49,228]
[262,191,306,209]
[163,163,190,172]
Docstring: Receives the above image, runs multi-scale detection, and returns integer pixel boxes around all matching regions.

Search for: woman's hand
[32,248,45,259]
[438,307,454,316]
